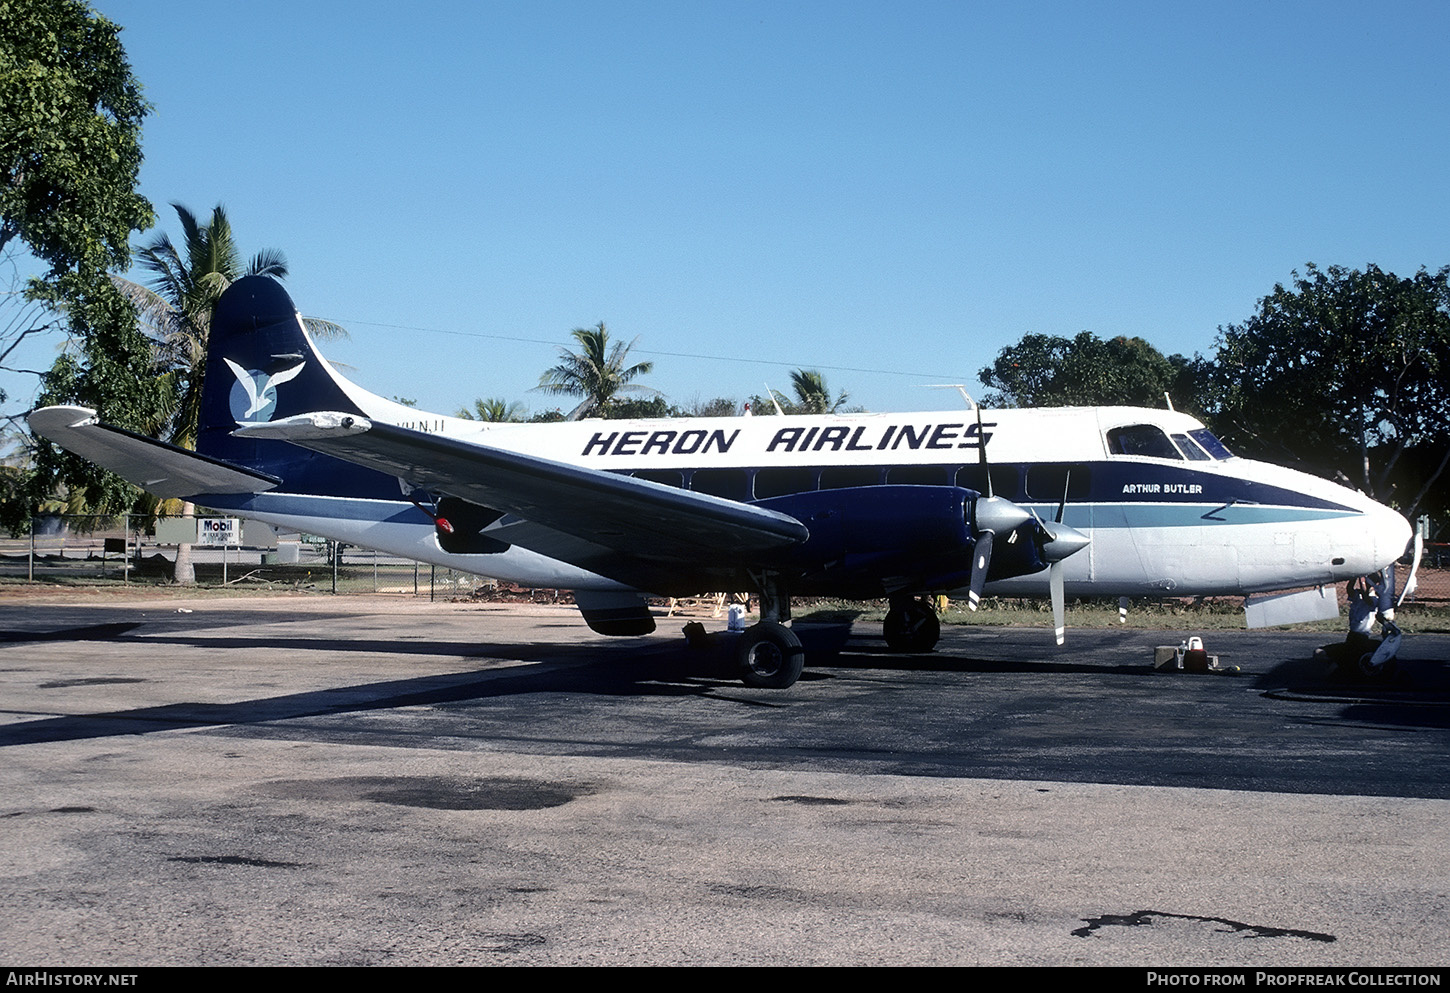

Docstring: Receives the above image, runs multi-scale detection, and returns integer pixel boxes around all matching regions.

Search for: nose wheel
[883,596,941,653]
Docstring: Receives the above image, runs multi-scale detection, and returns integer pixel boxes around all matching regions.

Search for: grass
[795,596,1450,634]
[4,557,1449,634]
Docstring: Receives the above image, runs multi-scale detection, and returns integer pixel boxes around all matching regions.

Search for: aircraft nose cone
[1372,503,1413,570]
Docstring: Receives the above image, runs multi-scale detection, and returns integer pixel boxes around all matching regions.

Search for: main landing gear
[883,595,941,653]
[729,582,944,689]
[736,573,805,689]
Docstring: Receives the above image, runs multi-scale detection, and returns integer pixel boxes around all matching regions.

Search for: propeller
[1397,531,1423,608]
[966,404,1030,610]
[968,496,1032,608]
[1031,474,1090,645]
[961,406,1090,642]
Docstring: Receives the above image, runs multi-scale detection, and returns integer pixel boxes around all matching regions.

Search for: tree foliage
[749,369,852,415]
[0,0,153,279]
[978,331,1192,410]
[457,396,527,422]
[0,0,157,531]
[1204,263,1450,517]
[534,321,658,420]
[6,273,169,531]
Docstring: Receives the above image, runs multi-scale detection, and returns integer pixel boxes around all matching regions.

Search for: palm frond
[302,316,348,340]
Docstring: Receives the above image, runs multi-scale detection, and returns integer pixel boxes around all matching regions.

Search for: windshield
[1188,428,1234,459]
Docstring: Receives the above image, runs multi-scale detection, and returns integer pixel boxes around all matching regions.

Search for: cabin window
[955,465,1020,500]
[1025,464,1093,501]
[631,469,684,488]
[1170,433,1213,461]
[1189,429,1234,459]
[689,468,750,502]
[820,466,883,489]
[753,467,819,499]
[1106,424,1182,460]
[887,465,951,486]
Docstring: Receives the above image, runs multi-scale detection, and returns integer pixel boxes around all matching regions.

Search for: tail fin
[31,277,415,504]
[198,277,414,501]
[198,276,362,461]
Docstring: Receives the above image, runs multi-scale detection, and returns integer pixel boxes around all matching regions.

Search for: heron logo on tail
[225,358,305,424]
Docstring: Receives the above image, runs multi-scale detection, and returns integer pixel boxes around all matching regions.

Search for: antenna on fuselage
[1164,392,1175,411]
[762,384,786,416]
[925,384,979,411]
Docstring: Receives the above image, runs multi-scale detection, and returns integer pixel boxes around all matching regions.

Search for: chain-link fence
[0,514,513,599]
[2,514,1447,604]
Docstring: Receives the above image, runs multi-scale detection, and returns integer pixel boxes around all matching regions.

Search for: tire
[736,622,805,689]
[883,600,940,653]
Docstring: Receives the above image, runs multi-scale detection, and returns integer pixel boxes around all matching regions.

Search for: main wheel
[883,599,941,653]
[736,622,805,689]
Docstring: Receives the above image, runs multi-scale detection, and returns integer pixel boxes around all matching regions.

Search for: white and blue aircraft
[28,276,1413,688]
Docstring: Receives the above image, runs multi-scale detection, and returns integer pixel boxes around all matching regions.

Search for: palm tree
[457,397,527,422]
[757,369,850,415]
[534,322,658,420]
[119,203,344,582]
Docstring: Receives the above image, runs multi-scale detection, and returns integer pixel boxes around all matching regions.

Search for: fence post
[27,516,33,582]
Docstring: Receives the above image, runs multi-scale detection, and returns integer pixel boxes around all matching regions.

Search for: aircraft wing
[28,406,281,498]
[235,412,810,565]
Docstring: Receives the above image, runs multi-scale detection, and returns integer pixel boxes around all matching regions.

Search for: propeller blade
[1397,532,1423,608]
[968,530,994,611]
[1050,559,1066,645]
[975,405,992,497]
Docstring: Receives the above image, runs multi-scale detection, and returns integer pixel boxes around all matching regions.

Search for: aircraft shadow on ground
[5,620,1447,746]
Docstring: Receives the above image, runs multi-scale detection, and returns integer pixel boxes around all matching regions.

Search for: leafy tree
[978,331,1190,410]
[682,396,741,418]
[13,273,170,531]
[457,397,527,422]
[602,396,677,420]
[1205,263,1450,519]
[0,1,158,533]
[534,321,658,420]
[0,0,153,280]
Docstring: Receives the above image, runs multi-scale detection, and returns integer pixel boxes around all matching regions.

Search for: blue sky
[10,1,1450,417]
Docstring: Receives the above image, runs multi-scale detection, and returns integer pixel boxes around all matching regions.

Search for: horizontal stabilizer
[28,406,281,499]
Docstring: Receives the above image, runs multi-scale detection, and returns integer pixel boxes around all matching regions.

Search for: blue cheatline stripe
[203,489,1361,533]
[1031,503,1361,529]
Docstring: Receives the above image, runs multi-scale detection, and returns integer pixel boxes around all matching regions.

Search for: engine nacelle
[755,485,977,592]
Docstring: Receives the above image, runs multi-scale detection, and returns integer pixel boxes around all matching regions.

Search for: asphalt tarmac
[1,594,1447,967]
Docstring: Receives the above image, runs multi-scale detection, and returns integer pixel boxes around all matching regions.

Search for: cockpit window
[1106,425,1182,460]
[1170,433,1213,461]
[1189,428,1234,459]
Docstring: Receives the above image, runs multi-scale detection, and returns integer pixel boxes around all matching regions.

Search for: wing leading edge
[235,413,810,568]
[28,406,281,498]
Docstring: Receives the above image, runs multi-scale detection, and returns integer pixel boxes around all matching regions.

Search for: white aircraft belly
[983,506,1382,598]
[211,494,631,592]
